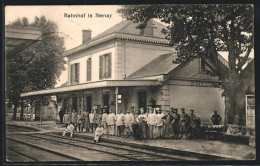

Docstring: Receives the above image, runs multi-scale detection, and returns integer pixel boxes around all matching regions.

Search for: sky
[5,5,124,86]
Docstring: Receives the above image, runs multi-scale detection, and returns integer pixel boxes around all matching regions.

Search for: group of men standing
[61,107,222,141]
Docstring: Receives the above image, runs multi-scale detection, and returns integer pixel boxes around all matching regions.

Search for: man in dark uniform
[172,108,180,139]
[211,111,222,125]
[189,110,200,139]
[59,108,64,124]
[162,110,174,138]
[179,108,189,139]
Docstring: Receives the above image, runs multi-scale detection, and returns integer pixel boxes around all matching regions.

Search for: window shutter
[70,64,74,85]
[108,53,111,78]
[76,63,80,84]
[99,56,103,80]
[87,59,91,81]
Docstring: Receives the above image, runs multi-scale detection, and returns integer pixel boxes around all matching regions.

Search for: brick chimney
[141,19,154,36]
[82,30,92,43]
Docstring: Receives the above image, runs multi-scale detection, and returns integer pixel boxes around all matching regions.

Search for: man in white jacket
[156,109,165,139]
[123,109,134,138]
[147,108,157,139]
[106,109,116,136]
[62,122,75,138]
[94,124,104,143]
[116,110,125,137]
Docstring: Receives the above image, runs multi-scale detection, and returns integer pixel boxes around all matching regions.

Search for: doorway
[72,97,77,111]
[103,94,109,109]
[138,92,147,112]
[86,95,92,112]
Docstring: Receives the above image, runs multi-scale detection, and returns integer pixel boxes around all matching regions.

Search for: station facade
[22,19,226,124]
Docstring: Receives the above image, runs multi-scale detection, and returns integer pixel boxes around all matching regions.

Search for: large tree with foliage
[118,4,254,124]
[6,16,66,120]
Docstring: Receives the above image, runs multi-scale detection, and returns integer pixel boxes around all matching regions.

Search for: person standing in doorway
[59,108,64,124]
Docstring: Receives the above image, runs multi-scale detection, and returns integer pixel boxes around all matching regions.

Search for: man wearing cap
[147,108,157,139]
[211,111,222,125]
[124,109,134,138]
[172,108,180,138]
[155,109,165,139]
[102,109,108,134]
[179,108,189,139]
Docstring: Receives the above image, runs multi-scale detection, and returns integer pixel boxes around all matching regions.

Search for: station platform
[6,120,256,160]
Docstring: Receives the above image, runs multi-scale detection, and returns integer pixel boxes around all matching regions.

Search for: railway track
[6,136,81,162]
[14,133,200,161]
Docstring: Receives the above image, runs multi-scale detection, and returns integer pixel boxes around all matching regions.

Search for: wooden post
[40,99,42,126]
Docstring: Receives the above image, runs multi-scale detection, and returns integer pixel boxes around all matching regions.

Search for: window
[86,58,92,81]
[70,63,80,85]
[99,53,111,80]
[200,58,206,71]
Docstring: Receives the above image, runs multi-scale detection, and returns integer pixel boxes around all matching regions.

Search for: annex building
[21,19,226,124]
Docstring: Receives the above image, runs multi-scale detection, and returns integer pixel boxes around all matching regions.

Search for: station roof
[20,80,162,97]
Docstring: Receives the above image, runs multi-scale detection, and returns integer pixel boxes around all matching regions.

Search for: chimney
[82,30,92,43]
[141,19,154,36]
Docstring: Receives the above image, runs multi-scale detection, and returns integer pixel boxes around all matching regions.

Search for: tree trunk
[20,99,24,120]
[12,102,18,120]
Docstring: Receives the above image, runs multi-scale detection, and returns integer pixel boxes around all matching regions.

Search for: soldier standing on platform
[162,110,174,138]
[155,109,164,139]
[116,110,125,137]
[179,108,189,139]
[189,110,201,139]
[124,109,134,138]
[82,110,90,132]
[107,109,116,136]
[76,111,84,133]
[136,109,148,140]
[147,108,157,139]
[172,108,180,139]
[102,109,108,134]
[71,110,77,132]
[89,110,95,133]
[211,111,222,125]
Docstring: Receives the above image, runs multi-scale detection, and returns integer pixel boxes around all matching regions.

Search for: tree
[118,4,254,124]
[6,16,66,120]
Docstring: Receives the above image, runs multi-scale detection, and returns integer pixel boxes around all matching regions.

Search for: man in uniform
[155,109,165,139]
[136,109,148,140]
[107,109,116,136]
[101,109,108,134]
[147,108,157,139]
[116,110,125,137]
[211,111,222,125]
[179,108,189,139]
[71,110,77,132]
[172,108,180,139]
[189,110,200,139]
[124,109,134,138]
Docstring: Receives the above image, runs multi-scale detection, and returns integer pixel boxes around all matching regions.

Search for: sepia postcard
[4,4,256,163]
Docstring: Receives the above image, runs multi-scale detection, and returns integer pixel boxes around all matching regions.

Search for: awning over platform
[20,80,162,97]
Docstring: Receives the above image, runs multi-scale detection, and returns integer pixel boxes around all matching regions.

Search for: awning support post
[40,99,42,126]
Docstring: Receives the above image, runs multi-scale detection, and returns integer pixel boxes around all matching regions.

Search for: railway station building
[21,19,226,124]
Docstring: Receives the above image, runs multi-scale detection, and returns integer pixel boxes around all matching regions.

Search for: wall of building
[116,41,176,78]
[169,84,225,124]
